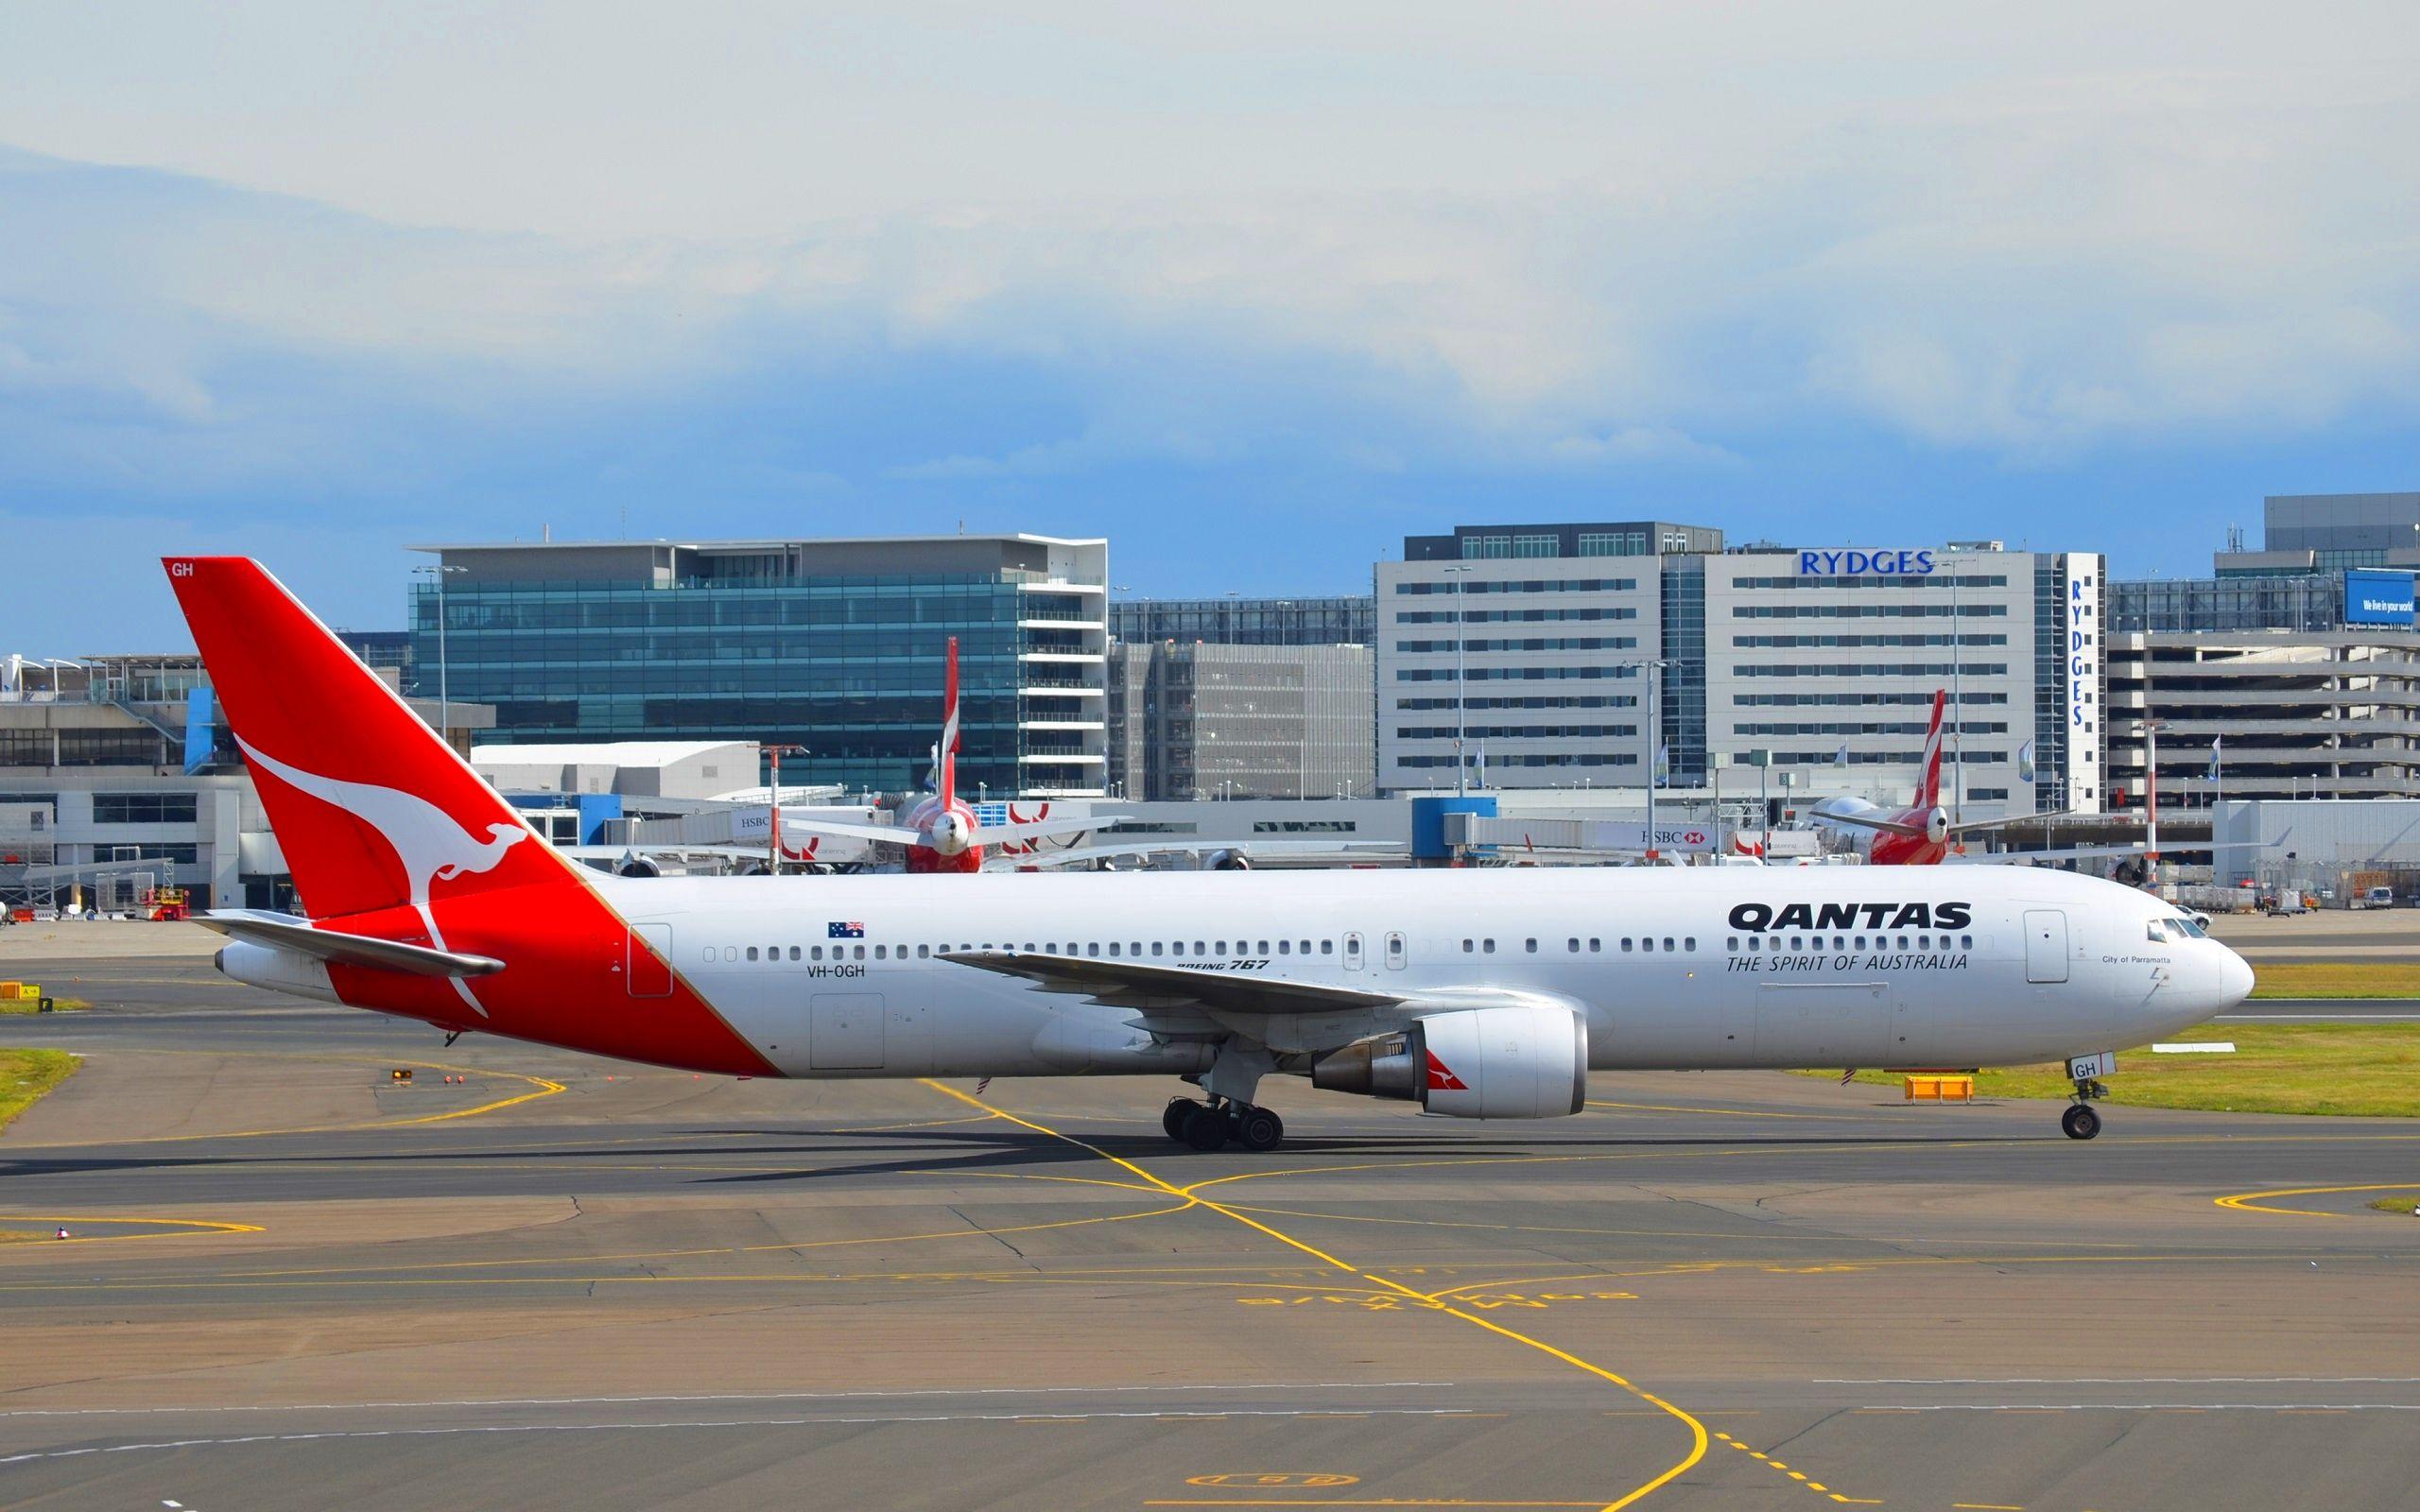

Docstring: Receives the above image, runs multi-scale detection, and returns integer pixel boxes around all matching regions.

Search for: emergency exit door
[2024,910,2069,984]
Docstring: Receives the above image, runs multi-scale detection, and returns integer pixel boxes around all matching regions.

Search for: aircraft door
[1343,932,1365,971]
[1384,932,1407,971]
[810,992,887,1069]
[2024,910,2069,984]
[626,923,673,998]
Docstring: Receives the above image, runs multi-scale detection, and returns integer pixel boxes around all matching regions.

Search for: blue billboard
[2346,569,2417,627]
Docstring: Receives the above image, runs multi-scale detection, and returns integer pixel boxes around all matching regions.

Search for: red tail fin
[1914,687,1946,810]
[939,635,960,811]
[163,558,561,919]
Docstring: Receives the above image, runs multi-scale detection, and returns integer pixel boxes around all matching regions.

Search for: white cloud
[0,3,2416,469]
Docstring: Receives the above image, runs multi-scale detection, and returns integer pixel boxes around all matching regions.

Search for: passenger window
[1962,935,1974,949]
[1321,940,1333,954]
[1216,940,1228,954]
[1151,942,1164,956]
[702,948,714,964]
[788,946,802,961]
[1896,936,1909,950]
[1567,937,1580,953]
[1278,940,1291,954]
[1132,942,1143,956]
[1462,939,1474,953]
[1684,937,1694,952]
[1726,936,1738,952]
[873,945,886,960]
[1524,938,1537,953]
[1854,936,1866,951]
[1195,941,1206,954]
[1087,942,1100,957]
[1108,942,1121,957]
[1621,937,1634,953]
[1588,937,1601,953]
[916,944,929,959]
[724,947,736,962]
[854,945,866,960]
[1917,936,1930,950]
[1257,940,1270,954]
[746,947,758,962]
[1483,938,1496,954]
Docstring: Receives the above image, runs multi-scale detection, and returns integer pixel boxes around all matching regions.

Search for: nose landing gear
[1162,1097,1286,1152]
[2061,1101,2102,1141]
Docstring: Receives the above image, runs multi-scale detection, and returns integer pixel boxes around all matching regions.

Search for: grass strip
[0,1049,78,1133]
[1801,1023,2420,1118]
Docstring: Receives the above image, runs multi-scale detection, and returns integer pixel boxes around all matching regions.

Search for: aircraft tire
[2061,1104,2101,1141]
[1162,1098,1197,1141]
[1234,1106,1283,1152]
[1181,1103,1231,1152]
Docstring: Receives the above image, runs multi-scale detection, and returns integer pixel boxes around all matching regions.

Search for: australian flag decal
[827,920,866,939]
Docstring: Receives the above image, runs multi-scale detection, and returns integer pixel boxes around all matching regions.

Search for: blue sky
[2,3,2415,651]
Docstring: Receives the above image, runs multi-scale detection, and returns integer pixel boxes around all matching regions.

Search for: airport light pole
[1614,658,1671,859]
[1443,565,1476,796]
[411,564,466,748]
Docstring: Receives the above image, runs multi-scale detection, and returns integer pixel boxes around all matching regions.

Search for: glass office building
[1110,595,1374,647]
[409,536,1109,798]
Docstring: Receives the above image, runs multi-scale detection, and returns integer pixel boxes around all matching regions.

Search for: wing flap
[942,951,1405,1015]
[194,909,506,978]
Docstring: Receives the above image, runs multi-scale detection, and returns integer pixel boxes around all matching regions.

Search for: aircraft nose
[2216,943,2255,1008]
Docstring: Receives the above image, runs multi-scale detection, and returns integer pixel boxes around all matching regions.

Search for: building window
[92,788,198,827]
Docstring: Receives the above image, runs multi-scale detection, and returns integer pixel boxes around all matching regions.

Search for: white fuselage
[592,864,2249,1081]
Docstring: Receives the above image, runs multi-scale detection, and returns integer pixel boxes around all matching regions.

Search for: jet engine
[1313,1003,1586,1119]
[614,851,662,879]
[1204,849,1253,871]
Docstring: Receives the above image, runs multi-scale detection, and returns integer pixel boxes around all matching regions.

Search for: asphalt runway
[3,948,2419,1511]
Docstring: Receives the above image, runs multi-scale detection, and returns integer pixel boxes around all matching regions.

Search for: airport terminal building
[1376,524,2105,816]
[409,535,1111,799]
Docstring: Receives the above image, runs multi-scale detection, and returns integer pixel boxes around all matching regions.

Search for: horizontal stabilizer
[967,816,1103,847]
[194,910,506,978]
[942,951,1405,1015]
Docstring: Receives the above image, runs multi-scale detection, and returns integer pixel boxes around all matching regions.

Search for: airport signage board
[2346,569,2417,627]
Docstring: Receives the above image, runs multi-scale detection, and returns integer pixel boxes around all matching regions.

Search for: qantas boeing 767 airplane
[172,558,2251,1150]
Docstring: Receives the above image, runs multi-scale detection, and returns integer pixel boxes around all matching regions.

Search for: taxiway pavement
[0,936,2416,1511]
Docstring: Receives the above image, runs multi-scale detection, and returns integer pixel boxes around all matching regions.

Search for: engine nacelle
[1205,849,1253,871]
[1314,1004,1586,1119]
[215,940,342,1005]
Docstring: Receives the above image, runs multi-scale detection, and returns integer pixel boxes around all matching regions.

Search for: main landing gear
[1162,1096,1286,1153]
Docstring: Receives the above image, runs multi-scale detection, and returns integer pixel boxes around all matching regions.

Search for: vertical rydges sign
[2063,553,2103,815]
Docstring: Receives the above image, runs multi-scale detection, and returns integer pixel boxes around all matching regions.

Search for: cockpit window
[2145,919,2172,943]
[2173,915,2208,938]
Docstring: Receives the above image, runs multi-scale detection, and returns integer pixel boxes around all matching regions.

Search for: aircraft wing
[966,816,1104,847]
[194,909,506,977]
[1946,810,2076,836]
[772,816,919,848]
[941,951,1406,1015]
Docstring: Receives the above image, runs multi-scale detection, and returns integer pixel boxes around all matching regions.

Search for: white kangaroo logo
[239,736,529,1016]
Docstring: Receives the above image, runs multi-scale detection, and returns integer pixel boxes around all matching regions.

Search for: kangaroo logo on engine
[1727,901,1972,933]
